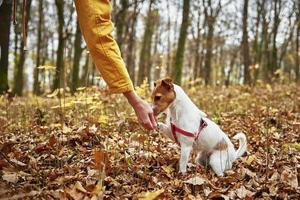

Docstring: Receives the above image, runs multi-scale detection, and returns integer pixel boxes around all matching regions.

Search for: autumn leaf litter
[0,84,299,199]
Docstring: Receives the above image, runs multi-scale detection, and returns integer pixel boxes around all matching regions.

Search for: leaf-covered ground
[0,84,299,199]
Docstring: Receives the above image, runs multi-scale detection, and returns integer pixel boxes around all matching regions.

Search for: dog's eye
[154,82,156,87]
[154,96,161,101]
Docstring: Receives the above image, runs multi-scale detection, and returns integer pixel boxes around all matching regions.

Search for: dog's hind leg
[209,150,232,177]
[195,151,209,167]
[179,144,193,174]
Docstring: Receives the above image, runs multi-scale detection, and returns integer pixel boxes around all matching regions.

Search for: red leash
[170,118,207,145]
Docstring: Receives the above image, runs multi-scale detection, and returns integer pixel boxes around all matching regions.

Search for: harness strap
[171,118,207,145]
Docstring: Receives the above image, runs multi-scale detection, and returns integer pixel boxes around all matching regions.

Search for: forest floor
[0,83,299,200]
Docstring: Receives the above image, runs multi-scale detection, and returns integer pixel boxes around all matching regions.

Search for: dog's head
[151,77,176,116]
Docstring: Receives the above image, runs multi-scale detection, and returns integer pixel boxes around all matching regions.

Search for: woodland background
[0,0,300,199]
[0,0,300,94]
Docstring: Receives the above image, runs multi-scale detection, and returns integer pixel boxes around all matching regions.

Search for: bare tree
[53,0,65,90]
[33,0,43,95]
[71,20,83,94]
[137,0,156,85]
[125,0,140,84]
[296,0,300,83]
[242,0,251,84]
[13,0,32,96]
[0,0,12,94]
[172,0,190,85]
[202,0,222,85]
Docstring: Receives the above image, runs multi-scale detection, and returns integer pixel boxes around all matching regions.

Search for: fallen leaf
[63,126,72,134]
[184,176,206,186]
[10,158,26,166]
[91,182,103,195]
[34,143,51,153]
[2,171,19,183]
[207,191,229,200]
[48,135,57,148]
[245,155,257,165]
[137,189,164,200]
[281,168,298,189]
[235,186,254,199]
[0,159,9,169]
[65,186,84,200]
[0,116,8,129]
[161,165,174,174]
[75,181,88,193]
[48,171,59,181]
[94,149,106,170]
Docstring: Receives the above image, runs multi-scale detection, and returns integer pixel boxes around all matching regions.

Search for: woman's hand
[123,91,157,130]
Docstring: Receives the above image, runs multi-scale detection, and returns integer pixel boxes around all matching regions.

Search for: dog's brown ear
[161,77,173,90]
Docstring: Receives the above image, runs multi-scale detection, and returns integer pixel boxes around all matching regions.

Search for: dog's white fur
[157,84,247,176]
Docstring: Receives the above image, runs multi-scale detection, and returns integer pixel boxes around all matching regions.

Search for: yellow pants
[74,0,133,93]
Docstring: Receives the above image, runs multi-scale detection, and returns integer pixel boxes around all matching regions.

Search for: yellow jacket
[74,0,134,93]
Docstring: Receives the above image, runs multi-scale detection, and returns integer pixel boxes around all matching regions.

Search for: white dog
[151,78,247,176]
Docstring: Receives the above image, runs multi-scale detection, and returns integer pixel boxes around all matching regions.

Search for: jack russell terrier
[151,78,247,176]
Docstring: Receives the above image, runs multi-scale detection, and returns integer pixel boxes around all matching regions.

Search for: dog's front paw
[157,122,166,130]
[157,122,169,133]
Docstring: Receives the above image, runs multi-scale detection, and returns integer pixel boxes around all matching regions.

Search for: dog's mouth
[152,105,170,116]
[152,106,160,116]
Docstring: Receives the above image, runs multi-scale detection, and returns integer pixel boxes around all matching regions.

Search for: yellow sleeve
[74,0,134,93]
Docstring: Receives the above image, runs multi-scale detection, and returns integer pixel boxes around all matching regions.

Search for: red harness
[170,118,207,145]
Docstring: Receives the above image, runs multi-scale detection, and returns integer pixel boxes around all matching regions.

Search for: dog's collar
[170,118,207,145]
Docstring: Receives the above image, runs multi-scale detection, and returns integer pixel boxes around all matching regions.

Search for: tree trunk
[296,0,300,83]
[53,0,65,90]
[126,0,139,85]
[33,0,43,95]
[0,0,12,94]
[202,0,222,85]
[192,6,202,81]
[242,0,250,84]
[204,22,214,85]
[115,0,128,52]
[252,0,262,83]
[261,1,270,81]
[225,49,238,86]
[172,0,190,85]
[71,20,83,94]
[166,0,172,75]
[81,53,90,86]
[271,0,281,73]
[13,0,32,96]
[137,0,155,85]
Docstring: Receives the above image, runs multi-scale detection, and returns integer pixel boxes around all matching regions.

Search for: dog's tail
[233,132,247,159]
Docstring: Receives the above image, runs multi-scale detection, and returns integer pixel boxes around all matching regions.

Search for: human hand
[123,91,157,130]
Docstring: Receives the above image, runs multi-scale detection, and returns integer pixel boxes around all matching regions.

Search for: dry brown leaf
[34,143,51,153]
[91,182,104,195]
[235,186,254,199]
[137,189,164,200]
[184,176,206,186]
[0,159,9,169]
[75,181,88,193]
[281,168,298,189]
[48,135,57,148]
[65,186,85,200]
[207,191,229,200]
[2,171,19,183]
[93,149,105,170]
[10,158,26,166]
